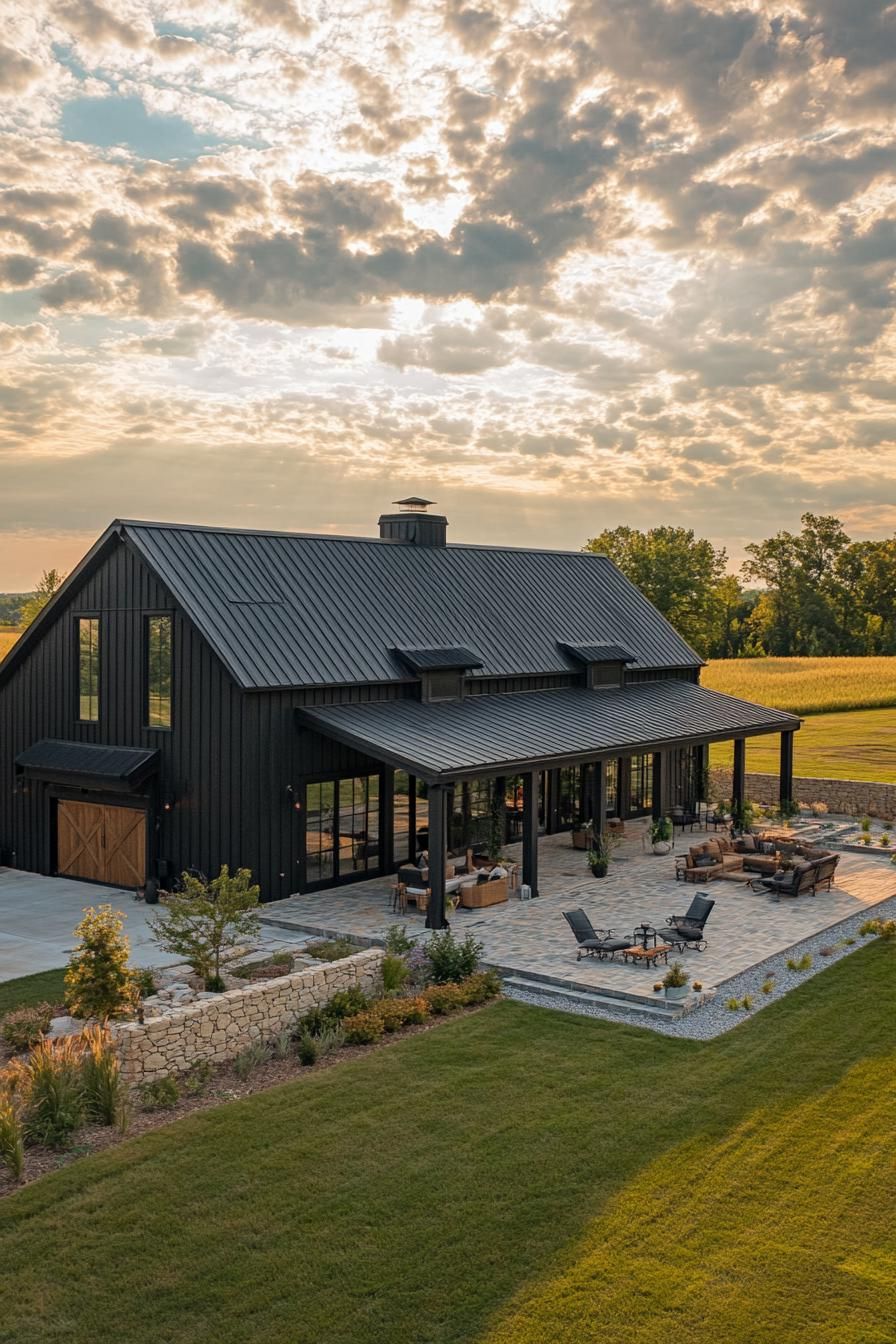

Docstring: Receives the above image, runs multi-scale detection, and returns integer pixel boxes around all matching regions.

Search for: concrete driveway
[0,868,171,983]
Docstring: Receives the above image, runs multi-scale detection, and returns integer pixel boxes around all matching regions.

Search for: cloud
[1,0,896,584]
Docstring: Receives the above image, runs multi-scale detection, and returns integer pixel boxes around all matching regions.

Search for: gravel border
[503,892,896,1040]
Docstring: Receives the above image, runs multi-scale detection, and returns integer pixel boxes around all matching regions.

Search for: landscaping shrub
[139,1077,179,1112]
[860,918,896,941]
[65,905,134,1021]
[233,1042,271,1080]
[786,954,813,971]
[384,925,414,955]
[421,982,465,1015]
[297,1034,318,1066]
[181,1060,214,1096]
[80,1026,128,1130]
[381,953,410,995]
[424,931,483,984]
[457,970,501,1004]
[270,1029,294,1060]
[150,865,260,991]
[314,1025,345,1056]
[726,997,741,1011]
[0,1089,24,1180]
[326,986,369,1019]
[131,968,157,999]
[17,1038,85,1147]
[293,1005,330,1038]
[1,1002,52,1052]
[761,978,775,995]
[342,1011,385,1045]
[305,938,357,963]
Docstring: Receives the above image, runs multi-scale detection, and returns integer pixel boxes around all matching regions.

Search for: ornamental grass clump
[381,953,410,995]
[14,1037,85,1148]
[79,1025,128,1131]
[860,918,896,941]
[1,1003,53,1052]
[65,905,134,1021]
[0,1086,24,1180]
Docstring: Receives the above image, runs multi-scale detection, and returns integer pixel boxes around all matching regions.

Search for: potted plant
[730,800,755,836]
[585,827,612,881]
[662,961,689,1001]
[649,816,673,855]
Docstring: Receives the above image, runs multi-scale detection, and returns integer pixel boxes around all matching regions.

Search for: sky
[0,0,895,589]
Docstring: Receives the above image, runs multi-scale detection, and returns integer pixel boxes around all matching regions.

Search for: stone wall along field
[113,948,383,1086]
[709,768,896,821]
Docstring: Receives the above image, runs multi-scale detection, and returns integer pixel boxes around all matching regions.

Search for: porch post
[651,751,663,820]
[732,738,746,814]
[522,769,539,899]
[589,760,608,837]
[779,731,794,809]
[425,782,448,930]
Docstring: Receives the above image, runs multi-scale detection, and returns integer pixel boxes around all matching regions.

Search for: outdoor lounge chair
[665,894,715,951]
[563,909,632,962]
[752,861,818,901]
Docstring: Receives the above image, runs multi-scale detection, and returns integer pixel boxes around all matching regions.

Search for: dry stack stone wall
[709,767,896,822]
[113,948,383,1086]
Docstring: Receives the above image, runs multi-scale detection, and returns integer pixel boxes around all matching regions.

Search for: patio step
[500,974,686,1019]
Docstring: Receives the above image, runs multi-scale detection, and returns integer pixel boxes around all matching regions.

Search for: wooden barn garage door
[57,801,146,888]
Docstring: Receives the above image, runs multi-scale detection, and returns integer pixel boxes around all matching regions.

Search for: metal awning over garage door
[15,739,159,792]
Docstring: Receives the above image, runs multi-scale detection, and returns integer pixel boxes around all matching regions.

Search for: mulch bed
[0,1001,493,1200]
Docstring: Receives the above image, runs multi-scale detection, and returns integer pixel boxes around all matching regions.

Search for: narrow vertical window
[146,615,173,729]
[77,618,100,722]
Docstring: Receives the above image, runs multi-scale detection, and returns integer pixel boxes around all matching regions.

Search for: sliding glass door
[305,773,382,887]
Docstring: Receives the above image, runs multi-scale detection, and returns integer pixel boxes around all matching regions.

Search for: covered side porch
[298,679,802,930]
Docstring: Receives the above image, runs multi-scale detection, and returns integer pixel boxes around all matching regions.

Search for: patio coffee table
[622,944,671,968]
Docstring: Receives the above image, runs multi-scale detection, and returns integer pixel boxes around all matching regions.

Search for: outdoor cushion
[695,854,716,868]
[670,922,703,940]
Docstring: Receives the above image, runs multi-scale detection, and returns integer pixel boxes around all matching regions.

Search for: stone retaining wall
[113,948,383,1086]
[709,768,896,821]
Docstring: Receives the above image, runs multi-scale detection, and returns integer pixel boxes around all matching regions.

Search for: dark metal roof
[109,521,703,690]
[298,681,800,783]
[394,646,484,673]
[558,642,635,664]
[15,739,159,788]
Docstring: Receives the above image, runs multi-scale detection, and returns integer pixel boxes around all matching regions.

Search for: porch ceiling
[297,681,800,783]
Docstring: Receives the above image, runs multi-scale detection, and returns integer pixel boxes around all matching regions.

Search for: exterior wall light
[286,785,302,811]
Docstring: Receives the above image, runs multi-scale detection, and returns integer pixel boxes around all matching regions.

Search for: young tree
[150,866,261,991]
[65,905,134,1020]
[19,569,65,628]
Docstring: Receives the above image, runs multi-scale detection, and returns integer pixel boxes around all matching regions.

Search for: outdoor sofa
[679,834,839,897]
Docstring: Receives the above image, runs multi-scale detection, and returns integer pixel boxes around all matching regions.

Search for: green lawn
[1,944,895,1343]
[711,706,896,783]
[0,968,66,1017]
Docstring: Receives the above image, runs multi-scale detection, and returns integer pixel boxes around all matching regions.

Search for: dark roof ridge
[117,518,610,560]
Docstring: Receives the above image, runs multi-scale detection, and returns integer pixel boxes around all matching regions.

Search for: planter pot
[664,983,689,1002]
[143,878,160,905]
[571,830,590,850]
[590,862,608,879]
[652,841,672,855]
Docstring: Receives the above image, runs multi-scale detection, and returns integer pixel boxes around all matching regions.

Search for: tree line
[583,514,896,660]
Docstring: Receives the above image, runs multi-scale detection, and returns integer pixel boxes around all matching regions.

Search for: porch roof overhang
[15,739,160,792]
[297,681,801,784]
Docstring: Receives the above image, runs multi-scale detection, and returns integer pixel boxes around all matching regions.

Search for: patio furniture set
[563,894,715,965]
[677,833,839,899]
[392,850,517,915]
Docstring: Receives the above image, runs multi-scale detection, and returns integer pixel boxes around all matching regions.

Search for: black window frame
[75,615,101,725]
[144,613,174,732]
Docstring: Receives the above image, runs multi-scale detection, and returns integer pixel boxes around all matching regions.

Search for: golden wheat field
[0,629,19,660]
[702,656,896,716]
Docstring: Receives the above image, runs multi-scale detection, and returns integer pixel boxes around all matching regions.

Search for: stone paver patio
[260,821,896,1005]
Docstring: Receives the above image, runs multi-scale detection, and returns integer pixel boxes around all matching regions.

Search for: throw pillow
[489,866,508,881]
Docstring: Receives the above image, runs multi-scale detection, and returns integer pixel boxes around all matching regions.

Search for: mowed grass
[711,707,896,784]
[0,968,66,1016]
[703,656,896,716]
[1,945,895,1344]
[0,629,19,661]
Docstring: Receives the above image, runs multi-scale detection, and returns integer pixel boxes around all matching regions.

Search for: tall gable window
[146,615,173,729]
[77,618,100,722]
